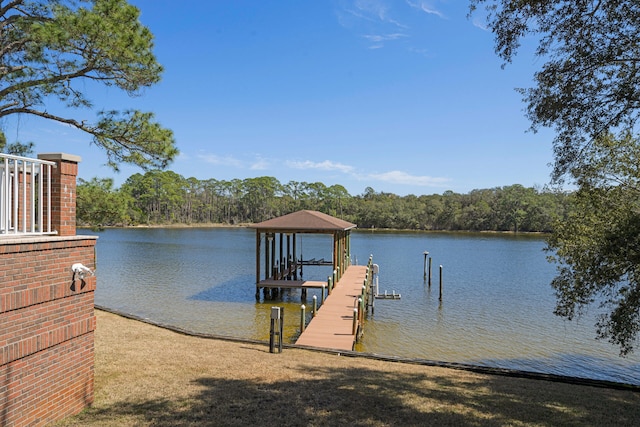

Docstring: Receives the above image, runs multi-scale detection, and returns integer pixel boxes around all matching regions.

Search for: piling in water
[439,265,443,301]
[423,251,429,280]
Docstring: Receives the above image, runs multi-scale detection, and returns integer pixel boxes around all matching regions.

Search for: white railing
[0,153,57,236]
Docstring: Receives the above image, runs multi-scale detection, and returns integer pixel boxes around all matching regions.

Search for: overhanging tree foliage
[470,0,640,181]
[471,0,640,354]
[0,0,177,169]
[547,132,640,355]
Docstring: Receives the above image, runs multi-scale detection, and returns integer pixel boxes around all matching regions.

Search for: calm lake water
[81,227,640,385]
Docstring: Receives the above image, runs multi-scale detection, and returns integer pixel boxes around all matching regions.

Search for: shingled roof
[252,210,356,232]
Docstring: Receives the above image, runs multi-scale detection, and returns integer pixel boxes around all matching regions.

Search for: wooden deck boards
[258,279,327,289]
[295,265,368,351]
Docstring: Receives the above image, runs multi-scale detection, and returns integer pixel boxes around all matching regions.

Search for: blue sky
[3,0,555,196]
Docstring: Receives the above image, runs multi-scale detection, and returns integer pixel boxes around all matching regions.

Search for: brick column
[37,153,81,237]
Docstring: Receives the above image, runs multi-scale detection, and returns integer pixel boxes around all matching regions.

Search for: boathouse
[252,210,356,298]
[0,153,97,426]
[254,210,378,351]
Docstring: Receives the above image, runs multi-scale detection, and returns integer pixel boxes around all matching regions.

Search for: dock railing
[0,153,57,236]
[352,256,375,342]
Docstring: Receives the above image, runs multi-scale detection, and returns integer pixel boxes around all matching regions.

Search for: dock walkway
[295,265,368,351]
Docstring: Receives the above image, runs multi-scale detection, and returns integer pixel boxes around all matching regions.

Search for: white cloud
[365,170,450,186]
[197,153,242,168]
[406,1,445,19]
[336,7,374,28]
[197,153,272,170]
[287,160,355,174]
[285,159,448,189]
[338,0,408,31]
[362,33,407,43]
[355,0,388,19]
[407,46,430,57]
[175,151,190,161]
[472,18,488,31]
[250,157,269,170]
[338,0,451,51]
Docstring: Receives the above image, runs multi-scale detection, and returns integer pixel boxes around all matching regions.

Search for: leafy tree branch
[471,0,640,354]
[0,0,177,169]
[470,0,640,182]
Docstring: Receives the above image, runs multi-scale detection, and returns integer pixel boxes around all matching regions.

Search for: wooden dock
[295,264,368,351]
[258,279,326,289]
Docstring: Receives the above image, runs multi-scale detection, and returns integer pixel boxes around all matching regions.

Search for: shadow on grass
[69,365,640,426]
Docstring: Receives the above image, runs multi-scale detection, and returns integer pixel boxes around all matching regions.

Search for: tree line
[10,0,633,354]
[77,170,570,232]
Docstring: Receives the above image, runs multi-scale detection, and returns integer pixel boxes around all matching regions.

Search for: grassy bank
[55,309,640,426]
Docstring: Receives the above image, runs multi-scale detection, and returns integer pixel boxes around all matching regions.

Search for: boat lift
[365,264,400,316]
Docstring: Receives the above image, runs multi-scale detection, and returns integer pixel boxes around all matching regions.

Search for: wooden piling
[423,251,429,279]
[439,265,443,301]
[352,308,358,335]
[269,307,283,353]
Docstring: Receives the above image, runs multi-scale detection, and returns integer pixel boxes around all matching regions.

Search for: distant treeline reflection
[77,171,570,232]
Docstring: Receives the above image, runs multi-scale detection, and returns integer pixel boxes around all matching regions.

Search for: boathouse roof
[252,210,356,233]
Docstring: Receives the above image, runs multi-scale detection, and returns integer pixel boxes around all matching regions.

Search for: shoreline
[55,308,640,426]
[79,223,550,236]
[95,305,639,392]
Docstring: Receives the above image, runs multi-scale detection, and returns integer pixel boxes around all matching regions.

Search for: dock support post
[439,265,443,301]
[321,285,326,304]
[428,257,432,287]
[271,235,276,278]
[293,233,297,280]
[269,307,283,353]
[312,295,317,317]
[423,251,429,280]
[328,276,333,294]
[286,233,291,279]
[300,305,306,332]
[370,274,376,315]
[352,308,358,336]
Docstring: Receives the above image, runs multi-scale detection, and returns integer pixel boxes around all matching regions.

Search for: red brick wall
[1,152,97,426]
[0,236,97,427]
[39,153,81,237]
